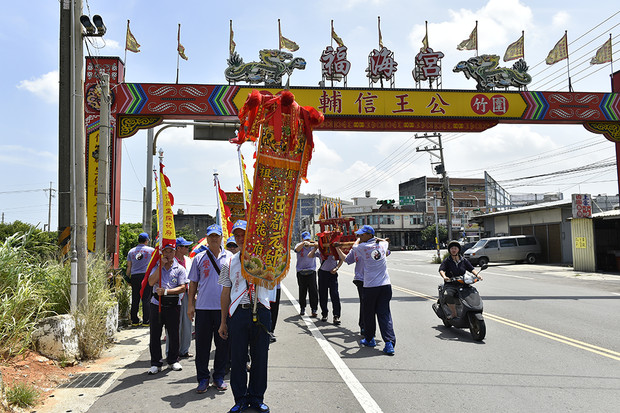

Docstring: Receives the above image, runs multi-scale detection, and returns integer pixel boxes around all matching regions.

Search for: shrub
[0,235,50,358]
[109,270,131,320]
[0,221,58,261]
[42,261,72,316]
[6,382,40,408]
[74,255,117,360]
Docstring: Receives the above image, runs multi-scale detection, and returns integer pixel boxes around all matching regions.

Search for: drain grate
[58,372,114,388]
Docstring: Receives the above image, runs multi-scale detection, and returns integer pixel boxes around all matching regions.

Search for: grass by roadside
[0,229,132,410]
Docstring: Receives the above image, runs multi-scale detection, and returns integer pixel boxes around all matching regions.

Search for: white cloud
[88,37,122,51]
[552,11,570,28]
[0,145,56,170]
[17,71,58,104]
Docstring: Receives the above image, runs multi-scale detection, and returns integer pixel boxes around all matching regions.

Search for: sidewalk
[34,279,364,413]
[35,325,151,413]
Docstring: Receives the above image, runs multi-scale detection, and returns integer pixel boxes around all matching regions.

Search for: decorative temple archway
[84,56,620,265]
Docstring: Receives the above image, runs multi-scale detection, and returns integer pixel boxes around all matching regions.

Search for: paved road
[42,251,620,412]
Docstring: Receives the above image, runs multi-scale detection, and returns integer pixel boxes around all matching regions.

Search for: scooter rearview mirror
[480,264,489,271]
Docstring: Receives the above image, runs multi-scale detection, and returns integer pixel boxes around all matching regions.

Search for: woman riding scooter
[438,241,482,319]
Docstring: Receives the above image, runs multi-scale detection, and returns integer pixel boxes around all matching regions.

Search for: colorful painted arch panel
[112,83,620,126]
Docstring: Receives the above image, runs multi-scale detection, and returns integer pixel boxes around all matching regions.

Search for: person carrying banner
[294,231,319,317]
[335,234,365,335]
[218,220,273,413]
[127,232,155,326]
[188,224,232,393]
[336,234,391,337]
[147,242,188,374]
[309,243,343,325]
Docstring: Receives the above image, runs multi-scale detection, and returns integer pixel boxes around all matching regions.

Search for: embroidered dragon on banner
[453,54,532,91]
[225,49,306,86]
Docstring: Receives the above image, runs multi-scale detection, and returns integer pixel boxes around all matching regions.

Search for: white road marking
[390,267,534,280]
[492,273,533,280]
[281,284,383,413]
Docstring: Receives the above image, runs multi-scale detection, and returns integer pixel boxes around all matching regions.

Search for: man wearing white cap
[147,241,188,374]
[188,225,232,393]
[219,220,273,413]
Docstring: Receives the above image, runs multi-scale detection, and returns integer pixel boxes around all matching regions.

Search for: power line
[123,141,144,187]
[0,189,48,195]
[529,10,620,75]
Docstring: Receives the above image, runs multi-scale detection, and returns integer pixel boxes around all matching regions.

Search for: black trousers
[149,302,180,366]
[195,309,227,382]
[296,270,318,313]
[131,273,151,324]
[353,279,365,330]
[318,269,341,318]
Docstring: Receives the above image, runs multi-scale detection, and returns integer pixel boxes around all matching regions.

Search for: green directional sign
[399,195,415,205]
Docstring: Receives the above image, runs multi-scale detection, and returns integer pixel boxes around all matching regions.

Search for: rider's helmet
[447,240,462,254]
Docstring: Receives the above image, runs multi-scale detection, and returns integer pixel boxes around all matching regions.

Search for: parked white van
[463,235,541,266]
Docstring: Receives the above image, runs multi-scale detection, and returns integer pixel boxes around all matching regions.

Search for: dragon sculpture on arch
[453,54,532,91]
[225,49,306,86]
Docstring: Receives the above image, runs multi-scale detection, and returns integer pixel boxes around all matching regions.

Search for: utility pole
[72,0,88,311]
[95,72,110,255]
[46,182,55,232]
[58,0,72,237]
[416,132,453,241]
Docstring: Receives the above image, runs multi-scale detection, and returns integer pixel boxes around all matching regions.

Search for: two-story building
[399,176,486,240]
[342,193,425,249]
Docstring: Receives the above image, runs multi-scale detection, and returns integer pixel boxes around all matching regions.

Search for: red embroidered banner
[232,90,323,288]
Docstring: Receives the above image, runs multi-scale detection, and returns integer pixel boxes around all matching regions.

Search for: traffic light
[434,164,445,175]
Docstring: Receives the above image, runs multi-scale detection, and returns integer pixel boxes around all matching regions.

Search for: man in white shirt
[348,225,396,355]
[218,220,272,413]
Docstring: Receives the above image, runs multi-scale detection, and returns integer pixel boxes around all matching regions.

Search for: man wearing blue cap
[127,232,155,326]
[188,224,232,393]
[349,225,396,355]
[226,236,239,254]
[219,220,273,413]
[294,231,319,317]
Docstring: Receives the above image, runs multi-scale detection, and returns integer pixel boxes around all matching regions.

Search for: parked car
[461,241,476,253]
[463,235,541,266]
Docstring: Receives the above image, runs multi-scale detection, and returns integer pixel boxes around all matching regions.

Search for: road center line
[392,285,620,361]
[281,284,383,413]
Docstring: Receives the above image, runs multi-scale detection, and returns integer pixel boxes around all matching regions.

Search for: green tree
[421,224,448,246]
[176,225,197,243]
[0,221,58,260]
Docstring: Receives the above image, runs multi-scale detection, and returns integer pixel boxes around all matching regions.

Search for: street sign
[399,195,415,205]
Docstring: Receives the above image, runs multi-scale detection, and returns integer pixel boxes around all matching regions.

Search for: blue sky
[1,0,618,229]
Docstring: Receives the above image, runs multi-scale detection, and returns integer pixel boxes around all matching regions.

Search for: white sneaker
[147,366,161,375]
[170,362,182,371]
